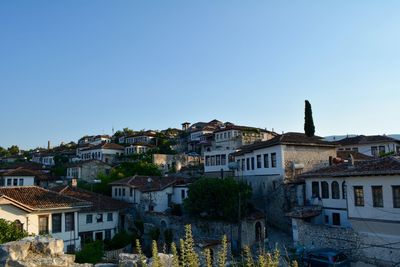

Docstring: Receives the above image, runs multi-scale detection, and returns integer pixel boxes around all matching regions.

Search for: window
[263,154,269,168]
[256,155,262,168]
[211,156,215,166]
[332,213,341,226]
[312,182,319,198]
[114,188,117,197]
[65,212,75,231]
[372,186,383,207]
[118,188,122,196]
[7,179,11,186]
[251,157,255,170]
[379,146,385,155]
[352,147,359,152]
[371,146,378,157]
[246,158,250,171]
[130,188,133,197]
[221,154,226,165]
[342,182,347,199]
[241,159,245,171]
[331,181,340,199]
[19,179,24,186]
[86,214,93,224]
[107,213,113,222]
[52,214,62,233]
[13,179,18,186]
[205,156,210,166]
[97,213,103,223]
[354,186,364,206]
[39,215,49,235]
[105,229,111,240]
[393,186,400,208]
[122,188,126,196]
[216,155,221,165]
[181,189,186,199]
[271,153,277,168]
[237,160,240,170]
[321,182,329,199]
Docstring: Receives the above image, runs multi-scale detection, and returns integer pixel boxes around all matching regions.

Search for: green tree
[184,178,252,222]
[304,100,315,137]
[0,219,28,244]
[0,146,9,157]
[7,145,20,156]
[75,241,104,264]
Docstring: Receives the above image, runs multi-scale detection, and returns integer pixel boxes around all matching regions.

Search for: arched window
[342,181,347,199]
[332,181,340,199]
[321,181,329,199]
[255,221,262,241]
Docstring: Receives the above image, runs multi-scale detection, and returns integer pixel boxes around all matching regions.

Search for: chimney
[47,140,51,150]
[71,178,77,188]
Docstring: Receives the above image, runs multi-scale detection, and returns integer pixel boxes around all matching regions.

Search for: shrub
[75,241,104,264]
[0,219,28,244]
[104,230,136,250]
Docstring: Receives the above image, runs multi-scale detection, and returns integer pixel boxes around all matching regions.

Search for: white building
[77,142,124,164]
[78,135,111,146]
[334,135,400,157]
[110,175,189,213]
[204,125,276,176]
[0,168,56,188]
[0,186,90,252]
[124,131,156,145]
[125,144,153,155]
[52,185,130,246]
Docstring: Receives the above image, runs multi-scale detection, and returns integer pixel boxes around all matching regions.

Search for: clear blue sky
[1,1,400,149]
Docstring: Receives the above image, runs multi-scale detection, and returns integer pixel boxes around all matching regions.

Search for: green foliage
[304,100,315,137]
[104,230,136,250]
[134,219,145,237]
[152,240,161,267]
[204,248,212,267]
[75,241,104,264]
[7,145,20,156]
[149,227,161,241]
[164,229,174,247]
[136,239,148,267]
[217,235,228,267]
[171,243,180,267]
[79,161,161,195]
[184,177,252,221]
[0,219,28,244]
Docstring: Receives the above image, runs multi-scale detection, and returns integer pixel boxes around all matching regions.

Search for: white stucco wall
[78,211,119,240]
[2,176,35,186]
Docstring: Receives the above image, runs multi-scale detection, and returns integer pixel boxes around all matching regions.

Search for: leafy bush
[75,241,104,264]
[104,230,136,250]
[0,219,28,244]
[149,227,160,241]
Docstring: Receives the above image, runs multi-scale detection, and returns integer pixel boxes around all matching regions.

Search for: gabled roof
[334,135,400,146]
[109,175,182,192]
[232,132,336,156]
[79,142,124,152]
[336,151,374,161]
[51,185,131,212]
[298,156,400,178]
[0,186,90,211]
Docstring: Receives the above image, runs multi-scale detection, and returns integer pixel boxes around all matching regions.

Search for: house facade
[66,160,111,182]
[232,132,337,230]
[110,176,189,213]
[334,135,400,157]
[77,142,124,164]
[0,186,90,252]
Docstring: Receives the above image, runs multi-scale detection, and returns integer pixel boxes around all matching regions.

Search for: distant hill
[324,134,400,142]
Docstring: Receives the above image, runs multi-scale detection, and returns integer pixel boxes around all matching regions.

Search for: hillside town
[1,107,400,266]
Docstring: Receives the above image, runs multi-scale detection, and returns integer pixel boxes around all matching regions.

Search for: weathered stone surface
[0,239,31,261]
[151,253,173,267]
[119,253,142,267]
[27,236,64,256]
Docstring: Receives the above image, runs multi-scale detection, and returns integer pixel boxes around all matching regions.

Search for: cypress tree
[304,100,315,137]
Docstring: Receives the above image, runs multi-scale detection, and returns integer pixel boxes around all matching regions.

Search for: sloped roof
[213,124,276,135]
[334,135,400,146]
[0,186,90,211]
[232,132,335,156]
[336,151,374,161]
[298,156,400,178]
[51,185,131,212]
[79,142,124,151]
[109,175,181,192]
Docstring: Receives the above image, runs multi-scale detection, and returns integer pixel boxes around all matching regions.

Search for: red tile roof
[51,186,131,212]
[334,135,400,146]
[79,142,124,151]
[109,175,182,192]
[0,186,90,211]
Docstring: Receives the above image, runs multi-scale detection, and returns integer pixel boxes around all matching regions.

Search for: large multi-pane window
[205,156,210,166]
[393,186,400,208]
[52,214,62,233]
[221,154,226,165]
[107,213,113,222]
[354,186,364,206]
[39,216,49,235]
[312,182,319,198]
[331,181,340,199]
[65,212,75,231]
[372,186,383,207]
[263,154,269,168]
[271,153,277,168]
[86,214,93,224]
[216,155,221,165]
[321,182,329,199]
[256,155,262,168]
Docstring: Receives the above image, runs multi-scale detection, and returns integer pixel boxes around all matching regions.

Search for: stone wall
[293,219,400,266]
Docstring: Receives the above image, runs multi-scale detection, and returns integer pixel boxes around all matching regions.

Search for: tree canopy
[184,178,252,222]
[304,100,315,137]
[0,219,28,244]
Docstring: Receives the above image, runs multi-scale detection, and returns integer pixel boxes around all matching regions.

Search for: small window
[354,186,364,206]
[130,188,133,197]
[7,179,12,186]
[181,189,186,199]
[97,213,103,223]
[379,146,385,155]
[332,213,341,226]
[321,181,329,199]
[263,154,269,168]
[19,179,24,186]
[114,188,117,196]
[371,146,378,157]
[216,155,221,165]
[342,182,347,199]
[65,212,75,231]
[331,181,340,199]
[312,181,319,198]
[86,214,93,224]
[122,188,126,196]
[221,154,226,165]
[256,155,262,168]
[39,215,49,235]
[13,179,18,186]
[107,213,113,222]
[393,186,400,208]
[52,213,62,233]
[271,153,277,168]
[251,157,255,170]
[372,186,383,207]
[105,229,111,240]
[246,158,250,171]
